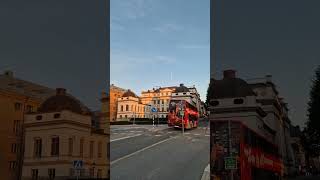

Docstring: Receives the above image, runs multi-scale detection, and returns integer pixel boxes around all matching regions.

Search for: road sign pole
[153,115,155,128]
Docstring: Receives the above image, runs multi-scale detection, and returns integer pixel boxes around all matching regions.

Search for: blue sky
[110,0,210,101]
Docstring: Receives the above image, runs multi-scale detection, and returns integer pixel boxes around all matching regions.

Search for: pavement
[110,119,210,180]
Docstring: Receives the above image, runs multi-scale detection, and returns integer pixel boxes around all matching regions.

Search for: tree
[206,78,214,106]
[307,65,320,137]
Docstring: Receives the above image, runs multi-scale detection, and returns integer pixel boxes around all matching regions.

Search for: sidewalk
[201,164,210,180]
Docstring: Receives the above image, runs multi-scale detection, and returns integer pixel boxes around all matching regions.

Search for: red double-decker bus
[211,120,283,180]
[168,99,199,129]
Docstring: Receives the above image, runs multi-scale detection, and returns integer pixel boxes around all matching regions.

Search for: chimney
[4,70,13,77]
[56,88,66,95]
[266,75,272,83]
[223,69,236,79]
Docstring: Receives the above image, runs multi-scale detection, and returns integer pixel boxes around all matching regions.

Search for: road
[110,119,210,180]
[288,176,320,180]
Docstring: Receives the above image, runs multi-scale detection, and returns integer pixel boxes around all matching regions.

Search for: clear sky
[110,0,210,101]
[0,0,107,111]
[211,0,320,128]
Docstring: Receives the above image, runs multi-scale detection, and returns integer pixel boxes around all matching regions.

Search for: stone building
[117,90,151,121]
[0,71,55,180]
[208,70,296,177]
[110,84,126,122]
[22,88,108,179]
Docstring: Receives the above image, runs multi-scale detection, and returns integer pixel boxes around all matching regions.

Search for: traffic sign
[73,160,83,169]
[151,107,157,112]
[224,157,237,170]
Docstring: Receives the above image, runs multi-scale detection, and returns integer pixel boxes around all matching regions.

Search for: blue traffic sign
[151,107,157,112]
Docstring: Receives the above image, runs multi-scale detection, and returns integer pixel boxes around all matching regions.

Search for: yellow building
[117,90,151,121]
[100,91,110,178]
[140,86,176,118]
[0,71,55,180]
[110,84,126,122]
[22,88,109,179]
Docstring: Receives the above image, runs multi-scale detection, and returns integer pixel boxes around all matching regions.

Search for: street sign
[224,157,237,170]
[151,107,157,112]
[73,160,83,169]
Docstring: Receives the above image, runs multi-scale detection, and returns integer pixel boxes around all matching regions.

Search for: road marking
[194,134,200,136]
[184,133,190,135]
[110,134,142,142]
[205,135,210,137]
[155,134,162,137]
[111,136,177,165]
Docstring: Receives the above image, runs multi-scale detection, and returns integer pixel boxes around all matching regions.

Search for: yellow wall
[0,90,42,180]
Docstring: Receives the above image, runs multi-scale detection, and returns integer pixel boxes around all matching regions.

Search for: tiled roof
[0,72,55,100]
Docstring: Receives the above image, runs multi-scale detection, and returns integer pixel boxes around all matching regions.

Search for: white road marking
[205,135,210,137]
[194,134,200,136]
[110,134,142,142]
[155,134,162,137]
[111,136,177,165]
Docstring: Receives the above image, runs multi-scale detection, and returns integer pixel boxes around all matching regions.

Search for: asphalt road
[110,119,210,180]
[288,176,320,180]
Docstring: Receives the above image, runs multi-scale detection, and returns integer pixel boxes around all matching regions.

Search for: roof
[37,88,91,115]
[122,89,138,98]
[174,84,190,93]
[208,77,256,99]
[0,71,55,100]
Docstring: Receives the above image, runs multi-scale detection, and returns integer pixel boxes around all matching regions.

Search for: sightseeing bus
[167,99,199,129]
[210,120,283,180]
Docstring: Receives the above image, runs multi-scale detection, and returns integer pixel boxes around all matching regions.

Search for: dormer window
[53,113,61,119]
[234,98,244,104]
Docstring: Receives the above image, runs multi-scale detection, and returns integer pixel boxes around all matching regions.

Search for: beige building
[117,90,151,121]
[0,71,55,180]
[110,84,126,122]
[22,88,108,179]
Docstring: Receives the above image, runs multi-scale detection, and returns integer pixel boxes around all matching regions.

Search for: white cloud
[152,23,182,33]
[117,0,155,20]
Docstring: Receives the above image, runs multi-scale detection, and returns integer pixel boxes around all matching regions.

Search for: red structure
[168,100,199,129]
[211,121,283,180]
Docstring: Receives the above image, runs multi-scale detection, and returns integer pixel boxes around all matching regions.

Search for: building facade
[110,84,126,122]
[117,90,151,121]
[22,88,108,179]
[208,70,296,178]
[0,71,55,180]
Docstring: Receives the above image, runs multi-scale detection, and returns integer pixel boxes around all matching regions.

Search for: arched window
[234,98,244,104]
[126,105,129,111]
[34,138,42,158]
[120,105,123,112]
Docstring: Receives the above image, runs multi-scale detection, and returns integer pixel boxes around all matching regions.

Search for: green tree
[307,65,320,135]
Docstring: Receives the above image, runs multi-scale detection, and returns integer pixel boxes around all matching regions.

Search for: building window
[97,169,102,178]
[11,143,17,153]
[48,169,55,180]
[26,105,33,113]
[126,105,129,111]
[34,138,42,158]
[9,161,16,170]
[120,105,123,112]
[162,100,164,104]
[98,141,102,158]
[36,115,42,120]
[120,115,122,118]
[51,136,59,156]
[68,138,73,156]
[53,113,61,119]
[153,100,156,105]
[80,138,84,157]
[13,120,21,135]
[162,107,164,112]
[234,98,244,104]
[210,100,219,106]
[31,169,38,180]
[125,115,127,118]
[90,141,94,158]
[157,100,160,104]
[14,102,22,111]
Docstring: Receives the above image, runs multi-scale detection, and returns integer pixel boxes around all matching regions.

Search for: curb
[201,164,210,180]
